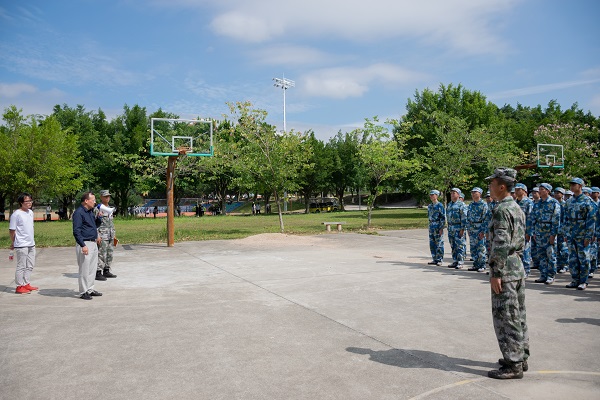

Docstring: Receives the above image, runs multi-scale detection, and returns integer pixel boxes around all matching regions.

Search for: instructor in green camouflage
[486,168,529,380]
[95,190,117,280]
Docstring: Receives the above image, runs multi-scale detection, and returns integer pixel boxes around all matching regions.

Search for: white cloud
[194,0,516,55]
[489,79,600,100]
[301,63,430,99]
[0,82,37,98]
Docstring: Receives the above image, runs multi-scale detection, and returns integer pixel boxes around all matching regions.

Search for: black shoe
[467,267,478,271]
[103,270,117,278]
[565,282,578,288]
[488,364,523,380]
[95,271,107,281]
[90,290,103,296]
[499,358,528,372]
[534,278,546,283]
[427,261,437,265]
[80,292,92,300]
[448,262,458,268]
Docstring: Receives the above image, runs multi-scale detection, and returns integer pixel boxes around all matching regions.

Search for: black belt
[83,238,97,241]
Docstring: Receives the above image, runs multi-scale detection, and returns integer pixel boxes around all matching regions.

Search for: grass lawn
[1,208,428,248]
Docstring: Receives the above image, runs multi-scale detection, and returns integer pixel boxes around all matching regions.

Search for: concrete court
[1,229,599,400]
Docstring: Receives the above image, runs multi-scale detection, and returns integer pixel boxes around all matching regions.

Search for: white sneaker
[589,273,594,278]
[545,277,554,285]
[577,283,588,290]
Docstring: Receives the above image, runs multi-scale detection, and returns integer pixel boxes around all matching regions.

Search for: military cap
[569,177,584,185]
[471,187,483,194]
[582,187,592,194]
[539,183,552,191]
[485,191,491,198]
[450,187,461,194]
[565,190,573,195]
[429,189,440,196]
[99,189,112,197]
[485,167,517,181]
[532,187,539,192]
[515,183,528,191]
[554,187,565,194]
[591,187,600,193]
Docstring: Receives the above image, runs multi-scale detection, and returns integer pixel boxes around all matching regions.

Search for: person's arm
[9,229,15,250]
[72,208,87,248]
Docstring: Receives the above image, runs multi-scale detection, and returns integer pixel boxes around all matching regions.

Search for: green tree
[297,131,331,213]
[357,117,419,227]
[326,131,362,210]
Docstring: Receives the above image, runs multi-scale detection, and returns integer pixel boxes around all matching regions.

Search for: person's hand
[490,277,502,294]
[549,235,555,245]
[82,246,89,255]
[439,229,443,235]
[525,234,530,242]
[459,229,464,238]
[97,237,102,244]
[584,239,590,247]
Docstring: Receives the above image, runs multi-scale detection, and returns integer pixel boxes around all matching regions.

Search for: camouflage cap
[471,187,483,194]
[591,187,600,193]
[99,190,111,197]
[485,167,517,181]
[565,190,573,195]
[582,187,592,194]
[532,187,539,192]
[485,191,491,197]
[429,189,440,196]
[554,187,565,194]
[539,183,552,191]
[515,183,528,191]
[450,187,461,194]
[569,177,584,186]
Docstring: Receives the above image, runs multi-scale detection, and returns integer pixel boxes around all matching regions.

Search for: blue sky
[1,0,599,141]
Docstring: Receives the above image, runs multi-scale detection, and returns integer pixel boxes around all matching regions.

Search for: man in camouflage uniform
[467,187,488,272]
[486,168,529,380]
[95,190,117,280]
[446,188,467,269]
[588,187,599,278]
[564,179,595,290]
[530,187,541,270]
[553,187,569,273]
[514,183,533,277]
[483,191,497,265]
[564,190,573,202]
[427,190,445,266]
[529,183,560,285]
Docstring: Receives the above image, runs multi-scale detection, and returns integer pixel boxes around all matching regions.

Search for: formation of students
[428,180,599,291]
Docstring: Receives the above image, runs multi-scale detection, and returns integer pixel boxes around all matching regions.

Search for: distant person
[427,190,445,266]
[486,168,529,380]
[9,193,38,294]
[530,183,560,285]
[94,190,117,280]
[153,206,158,218]
[45,204,52,221]
[467,187,488,272]
[256,202,261,214]
[446,188,467,269]
[514,183,533,278]
[72,192,103,300]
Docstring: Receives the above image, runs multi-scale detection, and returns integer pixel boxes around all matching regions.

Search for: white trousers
[76,241,98,295]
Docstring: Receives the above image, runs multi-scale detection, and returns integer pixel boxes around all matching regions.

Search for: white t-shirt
[9,209,35,247]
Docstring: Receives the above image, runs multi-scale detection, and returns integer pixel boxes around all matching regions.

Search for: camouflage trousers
[530,238,539,269]
[428,227,444,262]
[492,278,529,364]
[567,238,591,285]
[556,235,569,269]
[448,226,466,264]
[468,228,486,268]
[520,241,531,274]
[590,241,598,273]
[97,236,114,272]
[534,235,556,279]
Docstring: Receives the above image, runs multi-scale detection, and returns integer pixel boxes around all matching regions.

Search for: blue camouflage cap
[429,189,440,196]
[515,183,528,191]
[532,187,539,192]
[471,187,483,194]
[583,187,592,194]
[569,177,584,185]
[591,187,600,193]
[565,190,573,195]
[485,191,491,197]
[539,183,552,191]
[450,187,460,193]
[554,187,565,194]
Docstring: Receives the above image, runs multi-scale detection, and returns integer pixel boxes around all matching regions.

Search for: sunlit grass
[0,208,428,247]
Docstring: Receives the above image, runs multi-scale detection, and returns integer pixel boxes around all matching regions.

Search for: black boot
[95,270,107,281]
[488,363,523,379]
[499,358,528,372]
[103,269,117,278]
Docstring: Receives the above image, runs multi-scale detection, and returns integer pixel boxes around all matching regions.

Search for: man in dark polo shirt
[73,192,103,300]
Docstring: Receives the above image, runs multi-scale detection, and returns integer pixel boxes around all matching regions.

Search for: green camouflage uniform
[489,195,529,366]
[95,206,116,273]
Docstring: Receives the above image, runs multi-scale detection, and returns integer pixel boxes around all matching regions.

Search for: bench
[322,222,346,232]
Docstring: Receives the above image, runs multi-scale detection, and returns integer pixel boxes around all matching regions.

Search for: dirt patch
[235,233,329,247]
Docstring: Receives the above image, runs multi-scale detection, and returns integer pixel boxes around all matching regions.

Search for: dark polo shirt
[72,205,100,247]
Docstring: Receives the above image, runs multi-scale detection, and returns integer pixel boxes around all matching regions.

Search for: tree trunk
[275,191,285,232]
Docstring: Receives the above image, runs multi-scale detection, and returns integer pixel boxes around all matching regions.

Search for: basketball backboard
[537,143,564,168]
[150,118,213,157]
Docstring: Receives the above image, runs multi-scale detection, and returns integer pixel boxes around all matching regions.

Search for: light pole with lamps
[272,75,294,133]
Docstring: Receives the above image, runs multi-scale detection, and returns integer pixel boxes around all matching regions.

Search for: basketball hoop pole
[167,156,177,247]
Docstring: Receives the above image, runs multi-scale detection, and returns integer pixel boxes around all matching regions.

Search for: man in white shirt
[9,193,38,294]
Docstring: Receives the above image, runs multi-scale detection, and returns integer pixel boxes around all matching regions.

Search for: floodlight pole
[273,75,295,133]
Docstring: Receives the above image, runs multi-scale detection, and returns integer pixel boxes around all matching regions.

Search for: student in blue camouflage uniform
[564,179,595,290]
[484,191,497,265]
[529,183,560,285]
[515,183,533,277]
[590,187,600,278]
[458,191,468,263]
[446,188,467,269]
[530,187,541,270]
[564,190,573,202]
[467,187,488,272]
[427,190,445,266]
[486,168,529,380]
[553,188,569,274]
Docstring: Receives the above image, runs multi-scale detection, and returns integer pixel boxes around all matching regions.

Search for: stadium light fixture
[273,75,295,133]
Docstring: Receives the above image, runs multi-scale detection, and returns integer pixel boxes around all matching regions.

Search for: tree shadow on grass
[347,346,495,376]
